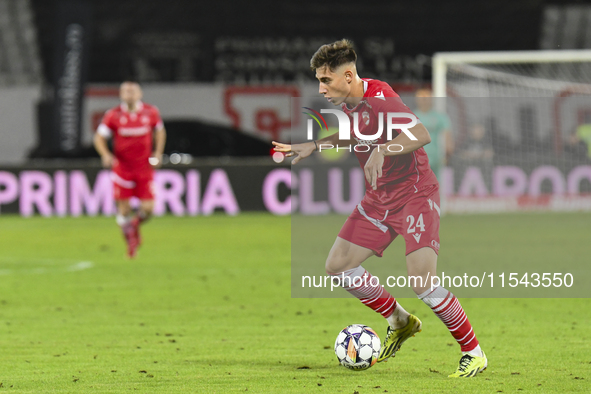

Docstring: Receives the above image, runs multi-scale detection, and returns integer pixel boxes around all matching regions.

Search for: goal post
[431,50,591,213]
[433,50,591,98]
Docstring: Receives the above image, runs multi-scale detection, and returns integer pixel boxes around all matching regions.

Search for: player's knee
[325,258,338,275]
[325,254,352,275]
[140,202,154,217]
[117,204,131,217]
[325,254,339,275]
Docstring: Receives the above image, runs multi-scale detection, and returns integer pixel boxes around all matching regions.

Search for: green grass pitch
[0,213,589,393]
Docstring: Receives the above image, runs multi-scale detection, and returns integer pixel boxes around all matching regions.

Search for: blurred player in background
[414,88,453,180]
[273,40,486,377]
[93,81,166,258]
[573,121,591,160]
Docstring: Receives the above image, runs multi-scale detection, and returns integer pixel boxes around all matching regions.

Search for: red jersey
[97,101,163,172]
[341,79,437,211]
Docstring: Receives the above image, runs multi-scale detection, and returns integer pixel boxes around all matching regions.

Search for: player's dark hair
[310,39,357,71]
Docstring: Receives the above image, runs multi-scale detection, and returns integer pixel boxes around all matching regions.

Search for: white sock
[386,302,410,329]
[464,344,484,358]
[116,214,131,227]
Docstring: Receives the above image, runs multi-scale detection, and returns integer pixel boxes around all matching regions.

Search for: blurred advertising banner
[288,162,591,214]
[0,162,290,217]
[1,161,590,216]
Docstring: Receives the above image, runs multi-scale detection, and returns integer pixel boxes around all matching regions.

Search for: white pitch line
[0,261,94,275]
[67,261,94,272]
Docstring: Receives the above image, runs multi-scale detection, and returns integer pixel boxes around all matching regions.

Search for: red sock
[330,266,396,318]
[419,285,478,352]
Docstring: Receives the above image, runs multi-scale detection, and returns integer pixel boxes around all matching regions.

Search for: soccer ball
[334,324,381,370]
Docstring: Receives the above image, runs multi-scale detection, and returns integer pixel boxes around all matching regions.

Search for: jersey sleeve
[366,84,420,141]
[369,83,417,119]
[152,106,164,130]
[97,109,115,138]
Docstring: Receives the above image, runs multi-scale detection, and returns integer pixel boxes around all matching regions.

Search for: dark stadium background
[25,0,586,155]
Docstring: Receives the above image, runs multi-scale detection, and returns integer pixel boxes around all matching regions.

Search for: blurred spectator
[456,123,495,191]
[571,123,591,160]
[459,123,494,161]
[413,88,454,179]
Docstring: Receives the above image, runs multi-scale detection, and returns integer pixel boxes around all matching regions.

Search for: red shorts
[338,184,441,257]
[111,169,155,200]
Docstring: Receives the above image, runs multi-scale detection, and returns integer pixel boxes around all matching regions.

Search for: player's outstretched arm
[272,131,354,164]
[272,141,316,164]
[93,133,113,168]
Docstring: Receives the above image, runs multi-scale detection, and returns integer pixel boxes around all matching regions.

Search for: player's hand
[149,153,163,168]
[272,141,316,165]
[101,153,114,168]
[364,146,385,190]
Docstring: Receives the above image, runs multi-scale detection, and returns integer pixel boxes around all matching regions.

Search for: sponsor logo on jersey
[413,233,422,243]
[119,126,151,136]
[119,116,128,125]
[375,91,385,101]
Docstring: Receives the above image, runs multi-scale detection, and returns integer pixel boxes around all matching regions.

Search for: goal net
[432,50,591,213]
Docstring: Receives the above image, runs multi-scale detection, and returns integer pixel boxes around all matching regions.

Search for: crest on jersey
[362,111,370,125]
[119,116,128,125]
[141,115,150,124]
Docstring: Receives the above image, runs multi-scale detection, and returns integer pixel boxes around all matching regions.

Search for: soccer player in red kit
[94,81,166,258]
[273,40,487,377]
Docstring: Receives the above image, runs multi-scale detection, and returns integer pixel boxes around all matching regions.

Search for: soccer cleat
[377,314,422,362]
[448,351,488,378]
